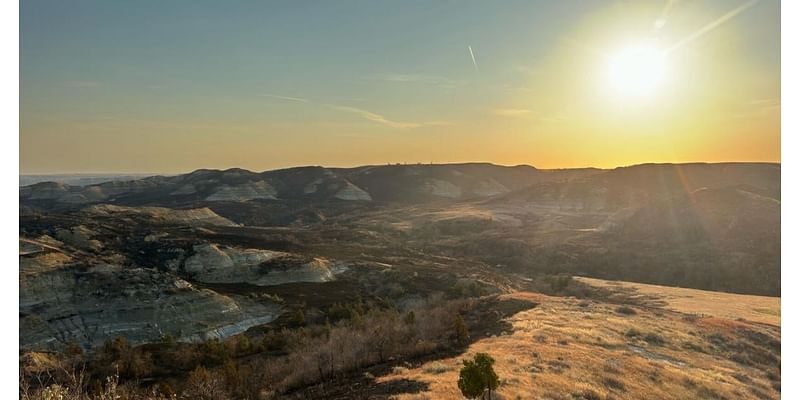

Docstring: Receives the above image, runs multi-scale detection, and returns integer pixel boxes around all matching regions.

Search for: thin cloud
[750,98,780,108]
[491,108,567,123]
[329,105,450,129]
[489,83,534,94]
[258,93,310,103]
[368,73,461,89]
[733,98,780,118]
[492,108,532,117]
[468,45,479,72]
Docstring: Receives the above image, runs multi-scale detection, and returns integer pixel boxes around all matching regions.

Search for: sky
[20,0,780,174]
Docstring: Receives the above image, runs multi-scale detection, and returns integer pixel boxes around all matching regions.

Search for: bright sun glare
[607,43,667,97]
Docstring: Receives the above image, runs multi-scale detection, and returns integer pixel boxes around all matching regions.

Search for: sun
[606,43,667,97]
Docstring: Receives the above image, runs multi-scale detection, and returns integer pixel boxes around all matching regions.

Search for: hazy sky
[20,0,780,174]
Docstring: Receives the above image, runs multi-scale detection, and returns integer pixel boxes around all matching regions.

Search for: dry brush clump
[250,297,476,394]
[20,367,176,400]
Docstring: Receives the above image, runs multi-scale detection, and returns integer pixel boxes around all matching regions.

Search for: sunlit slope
[383,284,780,399]
[577,277,780,326]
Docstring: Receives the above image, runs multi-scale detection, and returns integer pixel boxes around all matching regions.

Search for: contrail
[468,45,479,72]
[328,105,423,129]
[654,0,677,29]
[258,93,310,103]
[666,0,759,53]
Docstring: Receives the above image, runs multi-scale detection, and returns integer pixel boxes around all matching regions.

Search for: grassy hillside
[381,282,780,399]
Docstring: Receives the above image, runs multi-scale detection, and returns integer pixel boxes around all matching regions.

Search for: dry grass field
[576,277,780,326]
[380,282,780,399]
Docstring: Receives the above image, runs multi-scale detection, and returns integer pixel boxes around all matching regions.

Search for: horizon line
[20,159,781,177]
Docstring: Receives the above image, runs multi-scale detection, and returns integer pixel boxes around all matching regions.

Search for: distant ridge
[20,162,779,212]
[19,173,162,187]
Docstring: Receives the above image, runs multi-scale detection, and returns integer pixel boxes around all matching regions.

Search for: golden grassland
[381,284,780,399]
[576,277,780,326]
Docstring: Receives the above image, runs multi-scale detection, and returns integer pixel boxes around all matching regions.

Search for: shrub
[454,314,470,344]
[571,389,603,400]
[96,335,153,379]
[101,336,130,360]
[198,339,229,366]
[458,353,500,399]
[625,328,641,338]
[547,359,570,373]
[644,333,665,346]
[682,313,700,323]
[233,335,252,355]
[603,377,625,391]
[423,361,451,374]
[682,341,705,353]
[327,303,352,322]
[451,280,486,298]
[261,329,288,352]
[292,309,306,326]
[64,339,84,357]
[549,274,572,292]
[183,365,230,400]
[404,311,416,325]
[392,366,410,375]
[615,306,637,315]
[158,381,176,397]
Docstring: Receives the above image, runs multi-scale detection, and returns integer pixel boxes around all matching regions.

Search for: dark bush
[454,314,470,344]
[644,333,665,346]
[458,353,499,400]
[603,377,625,391]
[615,306,637,315]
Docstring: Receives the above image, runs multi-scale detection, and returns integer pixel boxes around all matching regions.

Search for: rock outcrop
[84,204,238,227]
[334,182,372,201]
[19,263,282,351]
[182,244,346,285]
[420,179,462,198]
